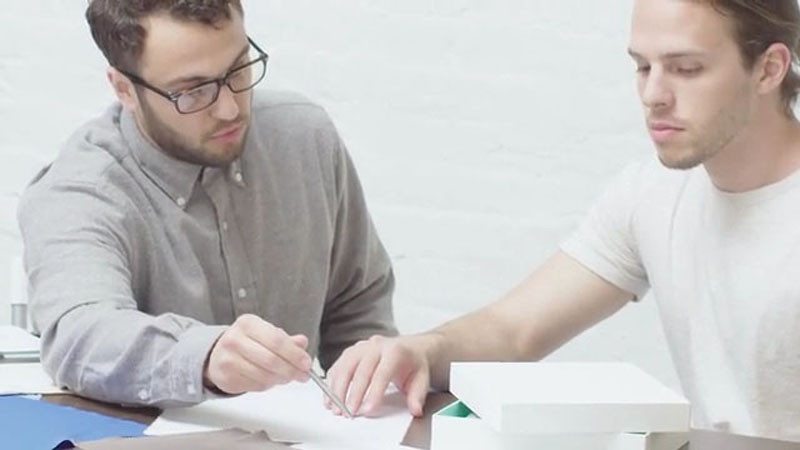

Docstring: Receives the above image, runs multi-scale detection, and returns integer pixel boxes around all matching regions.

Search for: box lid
[449,362,690,435]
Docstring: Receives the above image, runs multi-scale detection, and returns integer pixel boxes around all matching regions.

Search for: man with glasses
[17,0,397,407]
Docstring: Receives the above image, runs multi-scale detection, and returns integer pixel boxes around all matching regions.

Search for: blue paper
[0,395,147,449]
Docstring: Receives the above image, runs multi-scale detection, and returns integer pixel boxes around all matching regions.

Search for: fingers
[358,355,397,416]
[326,335,431,417]
[205,315,313,394]
[209,349,284,393]
[327,343,363,413]
[234,332,304,384]
[343,344,382,414]
[237,315,312,378]
[402,370,429,417]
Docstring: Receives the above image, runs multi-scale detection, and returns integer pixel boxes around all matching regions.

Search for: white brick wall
[0,1,680,388]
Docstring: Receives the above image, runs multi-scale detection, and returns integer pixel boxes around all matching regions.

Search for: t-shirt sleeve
[560,162,650,298]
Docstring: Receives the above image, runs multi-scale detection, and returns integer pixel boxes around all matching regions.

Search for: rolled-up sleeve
[19,179,226,407]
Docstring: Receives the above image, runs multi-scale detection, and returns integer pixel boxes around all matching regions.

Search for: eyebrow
[627,48,708,60]
[165,43,251,89]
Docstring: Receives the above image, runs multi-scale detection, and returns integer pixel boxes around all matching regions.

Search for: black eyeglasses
[118,37,269,114]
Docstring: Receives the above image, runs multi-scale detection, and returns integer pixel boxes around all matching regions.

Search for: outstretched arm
[327,251,633,416]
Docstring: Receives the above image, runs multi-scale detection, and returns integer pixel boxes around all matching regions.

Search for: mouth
[648,121,685,143]
[211,123,244,142]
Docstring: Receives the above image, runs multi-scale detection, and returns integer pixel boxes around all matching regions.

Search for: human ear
[106,67,139,111]
[756,42,792,95]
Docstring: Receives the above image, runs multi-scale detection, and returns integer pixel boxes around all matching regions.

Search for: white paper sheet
[145,381,413,447]
[0,362,65,395]
[0,325,40,355]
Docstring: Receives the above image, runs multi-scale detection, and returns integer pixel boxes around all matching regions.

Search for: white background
[0,1,681,389]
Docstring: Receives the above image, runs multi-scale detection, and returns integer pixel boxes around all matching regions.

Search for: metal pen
[308,369,353,418]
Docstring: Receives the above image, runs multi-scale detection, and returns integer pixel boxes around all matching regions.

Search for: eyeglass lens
[176,56,267,113]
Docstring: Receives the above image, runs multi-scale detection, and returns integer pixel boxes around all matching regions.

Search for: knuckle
[236,314,259,331]
[217,355,236,372]
[217,333,235,349]
[222,336,243,353]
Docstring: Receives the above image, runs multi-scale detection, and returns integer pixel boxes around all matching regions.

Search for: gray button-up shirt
[18,90,396,407]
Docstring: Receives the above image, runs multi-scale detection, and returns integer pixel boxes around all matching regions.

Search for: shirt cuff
[169,324,229,403]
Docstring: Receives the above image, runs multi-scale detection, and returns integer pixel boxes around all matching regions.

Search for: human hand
[204,314,312,394]
[326,334,437,417]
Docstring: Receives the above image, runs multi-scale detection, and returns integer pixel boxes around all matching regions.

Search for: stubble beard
[138,94,247,167]
[657,97,752,171]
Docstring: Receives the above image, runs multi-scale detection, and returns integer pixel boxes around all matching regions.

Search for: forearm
[424,304,525,391]
[425,252,632,390]
[40,305,227,407]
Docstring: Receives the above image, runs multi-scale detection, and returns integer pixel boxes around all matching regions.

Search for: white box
[432,401,689,450]
[449,362,690,434]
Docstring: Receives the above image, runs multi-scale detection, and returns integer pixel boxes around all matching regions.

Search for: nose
[639,68,673,111]
[210,84,240,121]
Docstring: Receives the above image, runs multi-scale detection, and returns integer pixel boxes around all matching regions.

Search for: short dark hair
[86,0,244,73]
[704,0,800,115]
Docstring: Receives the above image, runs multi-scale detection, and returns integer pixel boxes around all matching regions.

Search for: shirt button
[176,197,187,207]
[237,288,247,299]
[234,172,243,183]
[222,221,229,231]
[187,384,196,395]
[137,389,148,401]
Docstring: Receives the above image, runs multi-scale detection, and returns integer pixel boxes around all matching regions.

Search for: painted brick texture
[0,0,681,388]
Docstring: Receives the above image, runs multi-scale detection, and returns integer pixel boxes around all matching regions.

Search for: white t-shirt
[561,157,800,441]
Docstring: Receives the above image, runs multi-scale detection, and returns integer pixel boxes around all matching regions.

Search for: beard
[137,92,248,167]
[656,92,753,171]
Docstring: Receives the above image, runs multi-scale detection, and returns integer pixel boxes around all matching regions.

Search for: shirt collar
[199,159,247,190]
[121,109,249,207]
